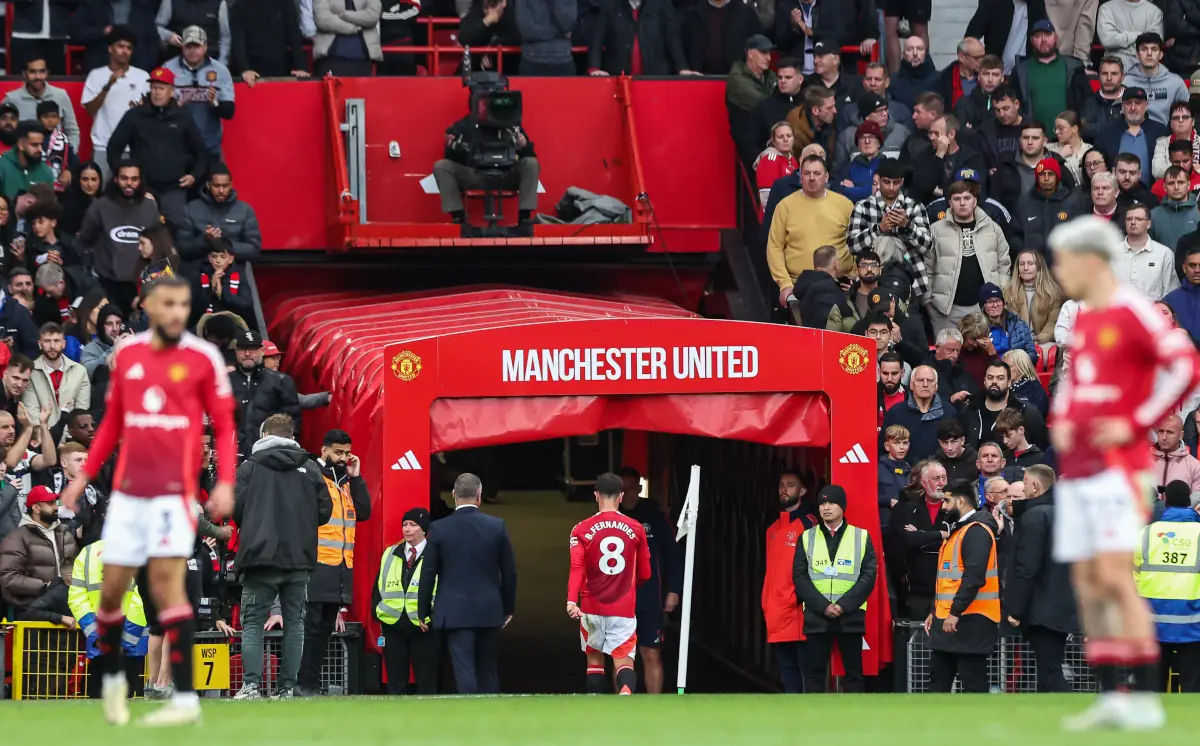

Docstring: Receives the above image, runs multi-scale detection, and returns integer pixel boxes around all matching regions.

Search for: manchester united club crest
[937,211,946,220]
[391,350,422,381]
[1098,326,1119,349]
[168,363,188,383]
[838,343,869,375]
[1057,211,1068,221]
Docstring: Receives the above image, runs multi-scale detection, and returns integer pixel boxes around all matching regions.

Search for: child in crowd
[935,419,978,486]
[37,101,79,194]
[878,424,911,532]
[993,408,1049,469]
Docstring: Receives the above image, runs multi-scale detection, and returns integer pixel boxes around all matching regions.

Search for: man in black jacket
[586,0,691,76]
[891,460,950,619]
[791,485,877,693]
[433,110,539,232]
[954,54,1005,130]
[682,0,762,75]
[960,359,1049,449]
[775,0,877,62]
[230,0,310,83]
[1096,88,1170,178]
[964,0,1049,62]
[1081,56,1127,142]
[0,281,40,358]
[925,484,1000,693]
[795,244,854,330]
[1015,156,1085,254]
[1005,464,1077,692]
[69,0,159,72]
[418,472,517,694]
[229,331,302,457]
[231,414,332,700]
[751,58,805,153]
[105,67,209,230]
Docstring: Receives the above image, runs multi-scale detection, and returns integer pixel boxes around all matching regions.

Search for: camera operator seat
[464,188,519,231]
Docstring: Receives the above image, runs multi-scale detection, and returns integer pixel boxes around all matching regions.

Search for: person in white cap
[1047,215,1200,730]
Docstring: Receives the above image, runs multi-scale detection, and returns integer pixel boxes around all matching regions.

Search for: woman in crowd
[60,162,103,238]
[754,123,798,208]
[1047,111,1092,183]
[1001,249,1065,344]
[1002,348,1049,418]
[129,225,181,331]
[1153,102,1200,179]
[1079,149,1111,193]
[833,122,883,203]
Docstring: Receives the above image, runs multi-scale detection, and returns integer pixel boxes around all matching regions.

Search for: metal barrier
[9,621,361,700]
[901,621,1099,693]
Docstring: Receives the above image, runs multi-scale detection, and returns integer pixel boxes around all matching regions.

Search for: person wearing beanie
[0,484,79,625]
[231,413,333,700]
[832,120,884,203]
[995,120,1077,215]
[374,506,440,695]
[80,304,124,379]
[979,281,1040,363]
[1136,477,1200,692]
[791,483,876,693]
[832,91,912,174]
[1016,155,1086,257]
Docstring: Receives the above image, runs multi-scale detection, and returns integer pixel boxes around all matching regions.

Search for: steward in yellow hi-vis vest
[926,485,1000,694]
[300,430,371,694]
[373,508,440,695]
[791,486,877,693]
[1135,490,1200,693]
[68,540,149,658]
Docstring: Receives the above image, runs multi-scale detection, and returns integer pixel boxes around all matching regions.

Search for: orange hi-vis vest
[317,475,357,568]
[934,520,1000,622]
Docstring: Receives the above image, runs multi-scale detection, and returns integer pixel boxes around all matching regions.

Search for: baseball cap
[149,67,176,86]
[1123,87,1148,102]
[0,102,19,118]
[812,40,839,57]
[868,287,896,312]
[745,34,774,53]
[262,340,282,357]
[25,486,56,511]
[954,167,982,183]
[236,330,263,349]
[1030,19,1055,34]
[181,25,207,46]
[1191,70,1200,95]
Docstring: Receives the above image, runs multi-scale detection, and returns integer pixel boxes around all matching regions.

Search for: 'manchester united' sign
[501,346,760,382]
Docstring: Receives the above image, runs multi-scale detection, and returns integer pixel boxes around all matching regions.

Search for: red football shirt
[86,331,237,498]
[567,511,651,617]
[1053,286,1200,479]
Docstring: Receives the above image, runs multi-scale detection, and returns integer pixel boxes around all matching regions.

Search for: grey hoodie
[78,194,162,283]
[1124,64,1190,127]
[1151,194,1200,258]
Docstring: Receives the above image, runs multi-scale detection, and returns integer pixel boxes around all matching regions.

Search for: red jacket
[762,507,817,643]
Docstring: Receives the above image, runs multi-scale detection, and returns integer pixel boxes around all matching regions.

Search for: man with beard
[106,67,208,230]
[0,121,53,201]
[0,103,19,151]
[1082,57,1128,141]
[979,86,1024,169]
[22,322,89,429]
[228,331,300,457]
[2,57,79,150]
[1114,153,1161,213]
[618,466,682,694]
[80,27,151,184]
[1,269,41,358]
[78,161,161,313]
[847,251,884,319]
[1011,22,1092,136]
[1097,89,1169,184]
[0,485,79,627]
[848,160,934,302]
[761,471,817,692]
[891,35,940,107]
[996,122,1076,215]
[961,360,1049,449]
[878,352,907,424]
[924,483,1000,693]
[299,428,371,696]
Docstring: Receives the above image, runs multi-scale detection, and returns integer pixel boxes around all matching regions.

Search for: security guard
[374,507,440,695]
[68,540,149,698]
[925,484,1000,693]
[1135,482,1200,693]
[791,485,877,693]
[299,428,372,696]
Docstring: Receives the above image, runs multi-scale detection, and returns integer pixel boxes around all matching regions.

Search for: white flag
[676,465,700,542]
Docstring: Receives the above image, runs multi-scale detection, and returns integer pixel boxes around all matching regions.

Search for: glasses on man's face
[858,262,880,269]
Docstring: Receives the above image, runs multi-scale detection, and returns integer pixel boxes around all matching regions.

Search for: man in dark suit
[417,472,518,694]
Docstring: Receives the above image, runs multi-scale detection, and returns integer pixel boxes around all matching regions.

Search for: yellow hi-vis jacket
[67,541,149,656]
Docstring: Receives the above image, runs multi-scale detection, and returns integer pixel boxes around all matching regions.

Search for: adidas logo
[838,443,870,464]
[391,450,422,471]
[126,363,144,380]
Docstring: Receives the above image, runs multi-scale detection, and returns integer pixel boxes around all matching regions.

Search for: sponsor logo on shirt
[110,226,141,244]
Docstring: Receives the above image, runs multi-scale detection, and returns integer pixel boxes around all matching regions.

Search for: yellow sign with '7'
[193,643,231,690]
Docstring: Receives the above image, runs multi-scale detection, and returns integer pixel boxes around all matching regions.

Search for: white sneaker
[138,694,202,727]
[102,674,130,726]
[233,683,261,700]
[1120,693,1167,731]
[1062,693,1128,732]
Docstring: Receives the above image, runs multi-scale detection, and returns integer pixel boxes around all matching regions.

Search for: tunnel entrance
[433,432,831,694]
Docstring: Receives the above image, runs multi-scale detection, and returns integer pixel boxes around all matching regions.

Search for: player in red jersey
[1047,216,1200,731]
[60,276,237,727]
[566,472,651,695]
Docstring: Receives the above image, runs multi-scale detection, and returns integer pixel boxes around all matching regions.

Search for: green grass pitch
[3,694,1200,744]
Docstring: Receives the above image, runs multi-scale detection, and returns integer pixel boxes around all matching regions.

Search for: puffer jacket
[832,154,881,204]
[0,515,78,609]
[1152,443,1200,492]
[1014,182,1087,256]
[927,209,1013,315]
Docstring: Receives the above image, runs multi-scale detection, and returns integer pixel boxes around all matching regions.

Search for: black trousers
[1162,641,1200,693]
[298,601,341,691]
[314,57,373,76]
[803,632,864,693]
[929,649,990,693]
[1024,625,1071,693]
[905,592,933,622]
[381,622,441,694]
[445,627,500,694]
[772,640,806,693]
